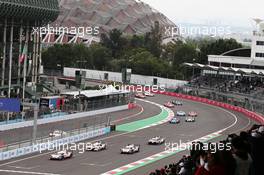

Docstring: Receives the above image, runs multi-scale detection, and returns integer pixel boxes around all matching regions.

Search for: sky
[141,0,264,29]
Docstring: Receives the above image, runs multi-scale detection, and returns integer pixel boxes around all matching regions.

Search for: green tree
[90,43,112,70]
[145,21,162,57]
[100,29,128,58]
[198,38,243,63]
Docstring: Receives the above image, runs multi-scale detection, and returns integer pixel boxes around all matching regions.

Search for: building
[0,0,59,99]
[42,0,180,45]
[184,21,264,77]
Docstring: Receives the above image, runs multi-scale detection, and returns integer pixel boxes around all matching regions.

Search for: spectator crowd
[191,76,264,96]
[149,124,264,175]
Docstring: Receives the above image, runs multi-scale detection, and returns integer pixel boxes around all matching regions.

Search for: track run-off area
[0,93,255,175]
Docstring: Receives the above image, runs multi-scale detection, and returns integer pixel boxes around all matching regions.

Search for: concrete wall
[63,67,187,88]
[0,105,128,131]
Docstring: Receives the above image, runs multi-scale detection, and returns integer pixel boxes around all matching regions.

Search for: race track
[0,94,254,175]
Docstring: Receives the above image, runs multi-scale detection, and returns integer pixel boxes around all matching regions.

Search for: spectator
[231,136,252,175]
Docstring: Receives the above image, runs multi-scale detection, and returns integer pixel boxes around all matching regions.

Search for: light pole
[192,58,196,79]
[76,60,87,111]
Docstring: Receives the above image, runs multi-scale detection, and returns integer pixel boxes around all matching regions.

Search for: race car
[169,117,180,124]
[50,150,73,160]
[185,116,195,122]
[148,136,165,145]
[164,102,175,108]
[176,111,186,116]
[135,93,146,99]
[120,144,140,154]
[144,91,155,97]
[188,111,198,117]
[172,100,183,106]
[86,141,107,151]
[49,130,67,137]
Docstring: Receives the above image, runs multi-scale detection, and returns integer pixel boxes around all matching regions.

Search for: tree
[90,43,112,70]
[100,29,128,58]
[145,21,162,58]
[42,44,75,70]
[198,38,243,64]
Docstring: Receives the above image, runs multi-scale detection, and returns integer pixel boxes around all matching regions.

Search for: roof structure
[60,85,130,98]
[0,0,59,26]
[183,63,264,75]
[54,0,177,35]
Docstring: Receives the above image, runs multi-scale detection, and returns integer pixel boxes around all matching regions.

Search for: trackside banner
[0,98,21,112]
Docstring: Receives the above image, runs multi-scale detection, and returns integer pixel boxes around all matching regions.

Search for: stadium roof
[0,0,59,25]
[54,0,177,36]
[61,85,129,98]
[183,63,264,75]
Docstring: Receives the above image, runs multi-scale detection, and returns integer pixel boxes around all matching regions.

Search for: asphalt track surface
[0,94,255,175]
[0,100,159,145]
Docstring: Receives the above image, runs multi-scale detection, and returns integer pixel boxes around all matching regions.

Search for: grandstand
[183,21,264,100]
[42,0,180,45]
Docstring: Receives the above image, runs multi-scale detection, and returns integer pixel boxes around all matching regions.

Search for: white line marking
[0,99,171,167]
[7,165,40,170]
[112,104,144,123]
[101,98,241,175]
[0,169,61,175]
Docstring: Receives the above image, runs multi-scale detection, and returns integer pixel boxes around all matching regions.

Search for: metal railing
[0,123,109,153]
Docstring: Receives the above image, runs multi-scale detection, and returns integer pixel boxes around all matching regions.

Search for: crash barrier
[0,118,24,126]
[0,105,129,131]
[40,112,68,119]
[155,91,264,124]
[0,126,111,161]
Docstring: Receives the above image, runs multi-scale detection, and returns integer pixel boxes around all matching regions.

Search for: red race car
[164,102,175,108]
[188,111,198,117]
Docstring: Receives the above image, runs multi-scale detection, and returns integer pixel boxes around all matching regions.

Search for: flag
[19,44,27,63]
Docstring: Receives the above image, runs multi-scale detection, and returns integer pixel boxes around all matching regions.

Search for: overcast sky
[141,0,264,28]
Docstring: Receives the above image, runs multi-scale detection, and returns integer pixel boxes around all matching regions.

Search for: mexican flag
[19,44,27,63]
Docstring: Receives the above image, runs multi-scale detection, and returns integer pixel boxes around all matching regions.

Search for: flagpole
[22,26,29,102]
[1,19,7,95]
[17,20,24,95]
[7,19,14,121]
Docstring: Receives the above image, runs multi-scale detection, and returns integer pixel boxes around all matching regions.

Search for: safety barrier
[0,126,111,161]
[1,105,129,131]
[155,91,264,124]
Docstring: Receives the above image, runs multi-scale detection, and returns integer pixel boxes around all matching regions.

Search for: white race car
[135,93,146,99]
[144,92,155,97]
[49,130,67,137]
[148,136,165,145]
[176,111,186,116]
[50,150,73,160]
[120,144,140,154]
[185,116,195,122]
[86,141,107,151]
[172,100,183,106]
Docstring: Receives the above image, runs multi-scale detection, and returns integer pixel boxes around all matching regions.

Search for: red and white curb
[101,131,222,175]
[136,99,175,130]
